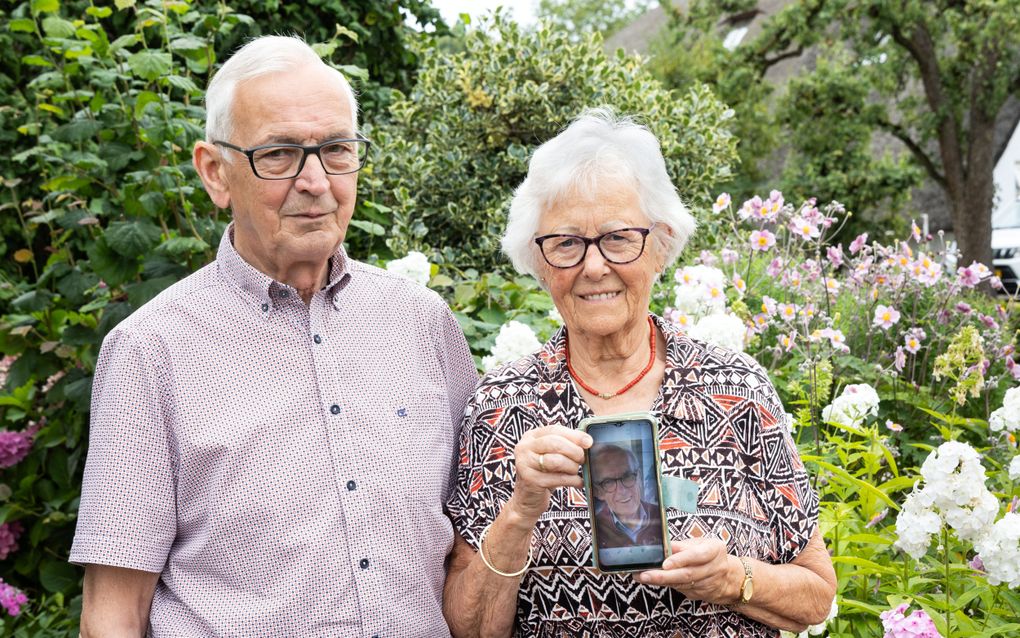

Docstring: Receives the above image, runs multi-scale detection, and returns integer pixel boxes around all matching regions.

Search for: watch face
[742,578,754,603]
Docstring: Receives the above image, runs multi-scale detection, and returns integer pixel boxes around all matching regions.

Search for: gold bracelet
[477,521,533,578]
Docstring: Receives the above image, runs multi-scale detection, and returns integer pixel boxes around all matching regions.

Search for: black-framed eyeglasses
[213,137,371,180]
[534,224,656,269]
[594,471,638,494]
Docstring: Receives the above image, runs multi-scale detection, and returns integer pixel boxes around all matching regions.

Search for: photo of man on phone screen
[590,443,662,552]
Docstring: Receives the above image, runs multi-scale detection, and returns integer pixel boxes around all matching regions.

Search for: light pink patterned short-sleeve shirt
[70,226,479,637]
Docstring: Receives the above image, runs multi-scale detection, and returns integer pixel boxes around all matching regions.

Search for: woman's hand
[634,538,743,605]
[507,425,592,524]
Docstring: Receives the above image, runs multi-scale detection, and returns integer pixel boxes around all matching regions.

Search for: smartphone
[580,412,668,573]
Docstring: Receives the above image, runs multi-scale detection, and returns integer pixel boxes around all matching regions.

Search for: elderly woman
[444,109,836,637]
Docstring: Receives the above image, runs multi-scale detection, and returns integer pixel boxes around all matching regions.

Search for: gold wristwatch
[737,556,754,603]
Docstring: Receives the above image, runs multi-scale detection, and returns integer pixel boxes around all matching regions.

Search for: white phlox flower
[973,513,1020,588]
[893,492,942,559]
[894,441,1000,558]
[821,384,880,427]
[989,387,1020,433]
[482,321,541,371]
[385,251,431,286]
[1010,455,1020,481]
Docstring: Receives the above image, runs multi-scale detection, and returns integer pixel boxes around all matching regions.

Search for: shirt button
[346,480,357,491]
[261,303,269,312]
[330,404,341,415]
[359,558,369,569]
[313,334,322,344]
[279,290,289,298]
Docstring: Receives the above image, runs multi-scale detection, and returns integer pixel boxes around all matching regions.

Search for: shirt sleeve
[446,376,532,550]
[69,326,177,573]
[739,352,819,564]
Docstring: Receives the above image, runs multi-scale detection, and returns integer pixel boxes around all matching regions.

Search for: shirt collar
[215,223,353,313]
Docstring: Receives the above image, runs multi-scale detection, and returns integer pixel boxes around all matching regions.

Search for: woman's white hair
[204,35,359,142]
[502,107,696,277]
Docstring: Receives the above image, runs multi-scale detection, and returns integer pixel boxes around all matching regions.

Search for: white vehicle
[992,224,1020,295]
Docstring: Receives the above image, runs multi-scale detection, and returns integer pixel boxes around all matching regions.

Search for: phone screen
[584,417,666,572]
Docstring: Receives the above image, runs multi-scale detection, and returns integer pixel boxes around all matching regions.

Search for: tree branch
[877,119,947,187]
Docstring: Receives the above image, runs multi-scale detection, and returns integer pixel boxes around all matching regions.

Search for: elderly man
[590,444,662,550]
[70,36,478,637]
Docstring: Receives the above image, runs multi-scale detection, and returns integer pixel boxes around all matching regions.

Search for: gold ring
[538,453,546,472]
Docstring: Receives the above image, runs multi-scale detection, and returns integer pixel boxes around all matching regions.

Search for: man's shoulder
[111,262,222,335]
[346,258,445,309]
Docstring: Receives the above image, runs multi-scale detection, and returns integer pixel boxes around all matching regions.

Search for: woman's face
[535,183,663,341]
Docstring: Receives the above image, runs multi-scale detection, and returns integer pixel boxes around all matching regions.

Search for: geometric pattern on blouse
[448,314,819,637]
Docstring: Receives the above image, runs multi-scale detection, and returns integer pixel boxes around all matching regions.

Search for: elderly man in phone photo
[69,35,478,637]
[590,443,662,550]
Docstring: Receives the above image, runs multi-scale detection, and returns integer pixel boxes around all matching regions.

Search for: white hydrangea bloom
[989,387,1020,433]
[821,384,880,427]
[973,513,1020,588]
[547,306,563,324]
[385,250,431,286]
[687,313,746,352]
[482,321,541,371]
[1010,455,1020,481]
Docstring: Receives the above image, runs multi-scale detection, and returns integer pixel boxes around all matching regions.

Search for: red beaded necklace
[565,316,657,400]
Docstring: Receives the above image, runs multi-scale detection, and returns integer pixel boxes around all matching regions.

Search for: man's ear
[193,141,231,209]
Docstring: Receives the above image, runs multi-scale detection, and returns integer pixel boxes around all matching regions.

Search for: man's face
[593,449,642,520]
[217,64,359,276]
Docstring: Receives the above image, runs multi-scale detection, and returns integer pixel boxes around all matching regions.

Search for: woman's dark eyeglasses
[594,471,638,493]
[534,224,655,269]
[213,137,371,180]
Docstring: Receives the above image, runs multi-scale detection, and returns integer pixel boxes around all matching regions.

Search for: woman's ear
[193,141,232,210]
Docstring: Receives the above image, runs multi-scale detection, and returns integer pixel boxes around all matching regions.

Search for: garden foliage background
[0,1,1017,636]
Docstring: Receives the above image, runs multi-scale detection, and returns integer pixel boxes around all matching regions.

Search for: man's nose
[294,152,330,195]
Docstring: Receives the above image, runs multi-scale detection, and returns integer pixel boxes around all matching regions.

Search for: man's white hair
[204,35,359,143]
[502,107,696,277]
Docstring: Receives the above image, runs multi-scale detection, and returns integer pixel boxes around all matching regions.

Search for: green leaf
[9,18,36,32]
[41,16,76,38]
[126,275,177,309]
[169,35,206,52]
[31,0,60,14]
[104,220,162,258]
[109,33,140,52]
[114,0,136,8]
[134,90,162,119]
[52,118,103,143]
[12,289,54,313]
[39,560,78,594]
[86,5,113,18]
[127,50,172,81]
[349,219,385,236]
[164,74,200,94]
[21,54,54,67]
[159,236,209,258]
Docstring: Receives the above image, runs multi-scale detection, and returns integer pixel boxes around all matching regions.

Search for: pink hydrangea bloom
[0,522,22,560]
[873,305,901,330]
[0,579,28,617]
[749,229,776,252]
[849,232,869,254]
[0,422,40,469]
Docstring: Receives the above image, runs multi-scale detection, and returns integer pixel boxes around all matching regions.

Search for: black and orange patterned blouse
[448,314,819,637]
